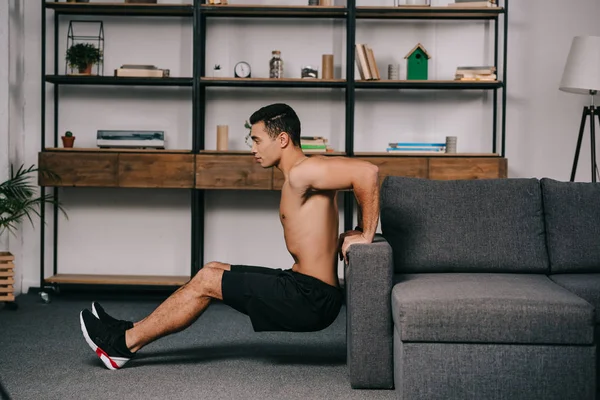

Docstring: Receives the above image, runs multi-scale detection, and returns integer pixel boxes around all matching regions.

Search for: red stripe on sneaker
[96,347,120,369]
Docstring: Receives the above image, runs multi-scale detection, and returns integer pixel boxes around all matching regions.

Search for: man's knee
[190,267,224,300]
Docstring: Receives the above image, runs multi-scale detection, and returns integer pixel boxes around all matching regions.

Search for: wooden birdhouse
[404,43,431,80]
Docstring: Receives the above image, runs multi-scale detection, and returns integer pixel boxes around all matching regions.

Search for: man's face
[250,121,281,168]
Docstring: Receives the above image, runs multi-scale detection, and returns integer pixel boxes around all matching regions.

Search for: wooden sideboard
[38,149,507,189]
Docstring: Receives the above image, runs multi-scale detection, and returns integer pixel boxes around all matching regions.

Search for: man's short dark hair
[249,103,301,147]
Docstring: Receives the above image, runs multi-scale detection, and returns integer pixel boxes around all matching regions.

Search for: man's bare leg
[125,266,225,353]
[130,262,231,328]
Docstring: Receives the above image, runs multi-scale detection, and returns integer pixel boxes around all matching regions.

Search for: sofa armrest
[344,234,394,389]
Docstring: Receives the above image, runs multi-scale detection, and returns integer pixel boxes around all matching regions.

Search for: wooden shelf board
[355,79,502,90]
[198,150,346,156]
[201,4,347,18]
[356,6,503,19]
[46,75,193,87]
[355,152,502,157]
[44,148,191,153]
[45,2,193,17]
[201,77,346,88]
[45,274,189,286]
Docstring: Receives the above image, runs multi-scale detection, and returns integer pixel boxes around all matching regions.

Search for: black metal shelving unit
[40,0,508,292]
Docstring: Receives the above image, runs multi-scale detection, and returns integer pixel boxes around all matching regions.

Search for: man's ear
[278,132,291,148]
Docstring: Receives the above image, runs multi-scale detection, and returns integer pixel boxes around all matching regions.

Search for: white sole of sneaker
[91,303,100,319]
[79,311,130,370]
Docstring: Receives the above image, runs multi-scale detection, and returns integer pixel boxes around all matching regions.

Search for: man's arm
[290,156,380,241]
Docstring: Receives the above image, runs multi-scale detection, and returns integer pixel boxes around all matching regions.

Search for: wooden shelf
[356,6,504,20]
[39,151,507,188]
[45,75,193,87]
[201,77,346,88]
[198,150,345,156]
[45,274,188,286]
[200,4,347,18]
[44,147,191,153]
[45,2,193,17]
[355,80,502,90]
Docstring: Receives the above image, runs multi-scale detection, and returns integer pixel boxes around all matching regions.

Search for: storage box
[0,252,15,303]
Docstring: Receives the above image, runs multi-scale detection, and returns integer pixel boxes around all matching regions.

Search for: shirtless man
[79,103,380,370]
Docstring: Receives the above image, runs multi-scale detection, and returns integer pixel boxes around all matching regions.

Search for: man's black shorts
[221,265,343,332]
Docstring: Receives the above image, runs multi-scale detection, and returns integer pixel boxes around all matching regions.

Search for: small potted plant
[213,64,223,78]
[61,131,75,148]
[65,43,102,75]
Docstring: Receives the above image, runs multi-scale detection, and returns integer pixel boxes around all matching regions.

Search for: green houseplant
[0,165,66,237]
[65,43,102,75]
[0,165,66,309]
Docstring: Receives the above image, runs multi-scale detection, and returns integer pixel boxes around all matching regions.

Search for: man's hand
[338,230,371,264]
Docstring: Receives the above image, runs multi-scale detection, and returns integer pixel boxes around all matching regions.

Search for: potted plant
[0,165,66,309]
[213,64,223,78]
[61,131,75,148]
[65,43,102,75]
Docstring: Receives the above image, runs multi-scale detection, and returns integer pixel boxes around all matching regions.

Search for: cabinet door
[358,157,428,185]
[118,153,194,188]
[196,155,272,190]
[429,158,506,180]
[38,152,118,187]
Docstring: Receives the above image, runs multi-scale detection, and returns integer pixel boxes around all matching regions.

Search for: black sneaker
[91,302,134,331]
[79,309,134,370]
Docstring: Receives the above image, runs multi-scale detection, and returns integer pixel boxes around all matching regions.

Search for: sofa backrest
[380,177,550,274]
[541,178,600,273]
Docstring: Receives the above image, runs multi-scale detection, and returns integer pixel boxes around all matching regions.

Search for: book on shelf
[387,142,446,153]
[301,136,330,153]
[455,66,496,81]
[355,44,380,81]
[114,64,170,78]
[448,0,497,7]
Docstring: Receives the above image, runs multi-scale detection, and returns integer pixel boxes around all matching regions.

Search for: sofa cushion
[391,273,594,344]
[381,177,549,273]
[541,178,600,273]
[549,274,600,323]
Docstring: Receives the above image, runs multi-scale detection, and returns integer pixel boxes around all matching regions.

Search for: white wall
[0,0,9,253]
[6,0,600,294]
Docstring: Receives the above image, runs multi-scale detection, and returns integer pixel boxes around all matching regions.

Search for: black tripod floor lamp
[559,35,600,182]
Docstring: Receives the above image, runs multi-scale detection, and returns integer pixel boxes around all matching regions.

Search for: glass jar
[269,50,283,79]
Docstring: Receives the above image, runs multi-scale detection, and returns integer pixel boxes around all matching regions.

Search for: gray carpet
[0,292,395,400]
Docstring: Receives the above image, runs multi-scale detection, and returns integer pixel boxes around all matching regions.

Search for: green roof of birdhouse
[404,43,432,59]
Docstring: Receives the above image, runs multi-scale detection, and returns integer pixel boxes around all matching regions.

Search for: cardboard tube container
[322,54,334,79]
[217,125,229,150]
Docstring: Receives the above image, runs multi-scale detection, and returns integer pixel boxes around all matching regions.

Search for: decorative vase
[213,69,224,78]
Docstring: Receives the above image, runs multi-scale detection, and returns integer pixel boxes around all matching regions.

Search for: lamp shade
[559,36,600,95]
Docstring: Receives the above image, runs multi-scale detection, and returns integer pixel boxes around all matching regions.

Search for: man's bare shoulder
[288,156,329,190]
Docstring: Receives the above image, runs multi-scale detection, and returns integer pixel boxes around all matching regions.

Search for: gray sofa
[345,176,599,400]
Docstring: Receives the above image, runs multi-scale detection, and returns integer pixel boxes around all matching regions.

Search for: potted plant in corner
[0,165,66,310]
[61,131,75,148]
[66,43,102,75]
[213,64,223,78]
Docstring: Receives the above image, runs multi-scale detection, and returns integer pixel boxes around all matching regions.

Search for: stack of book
[455,66,496,81]
[114,64,170,78]
[355,44,381,81]
[448,0,497,7]
[387,142,447,153]
[301,136,331,153]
